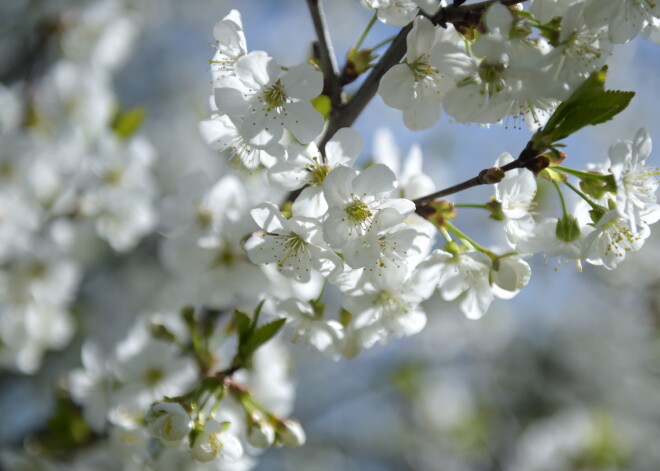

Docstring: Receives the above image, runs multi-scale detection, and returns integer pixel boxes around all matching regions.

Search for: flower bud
[491,256,531,293]
[192,419,243,462]
[145,402,192,444]
[246,417,275,448]
[276,419,306,449]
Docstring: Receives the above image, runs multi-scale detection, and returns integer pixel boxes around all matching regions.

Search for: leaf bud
[480,167,505,184]
[342,47,378,85]
[526,156,551,176]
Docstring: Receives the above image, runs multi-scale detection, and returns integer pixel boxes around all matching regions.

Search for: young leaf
[233,310,253,341]
[243,318,286,358]
[533,67,634,148]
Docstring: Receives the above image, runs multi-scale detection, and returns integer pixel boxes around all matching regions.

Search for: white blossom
[145,402,193,444]
[213,51,324,147]
[322,164,415,267]
[192,419,243,463]
[245,202,343,282]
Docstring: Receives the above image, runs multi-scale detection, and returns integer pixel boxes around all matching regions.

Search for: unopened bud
[246,417,275,448]
[145,402,192,444]
[276,419,306,449]
[192,419,243,462]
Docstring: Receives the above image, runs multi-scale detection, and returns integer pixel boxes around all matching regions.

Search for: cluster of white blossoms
[0,0,158,373]
[2,1,660,470]
[63,312,300,470]
[197,4,660,350]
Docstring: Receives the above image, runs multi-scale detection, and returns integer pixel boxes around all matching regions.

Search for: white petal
[214,77,250,116]
[281,101,324,144]
[251,203,286,233]
[352,164,396,197]
[281,63,323,100]
[325,127,364,166]
[323,166,357,207]
[378,64,416,110]
[407,16,437,60]
[235,51,280,88]
[292,186,328,218]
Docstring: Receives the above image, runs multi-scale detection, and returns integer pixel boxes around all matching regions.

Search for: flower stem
[454,203,489,210]
[355,13,378,50]
[439,226,453,243]
[563,181,601,211]
[444,221,496,259]
[552,181,569,218]
[371,34,397,51]
[554,165,610,181]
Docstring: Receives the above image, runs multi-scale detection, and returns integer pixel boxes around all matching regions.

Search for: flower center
[409,55,439,81]
[308,161,330,186]
[263,80,287,110]
[211,244,237,268]
[345,198,372,223]
[144,367,164,386]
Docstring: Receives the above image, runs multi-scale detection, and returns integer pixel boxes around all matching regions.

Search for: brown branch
[306,0,342,108]
[413,139,541,212]
[318,0,529,150]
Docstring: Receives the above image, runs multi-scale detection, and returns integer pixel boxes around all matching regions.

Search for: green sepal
[309,298,326,318]
[579,174,616,200]
[538,167,568,183]
[555,215,581,242]
[486,198,505,221]
[339,309,353,328]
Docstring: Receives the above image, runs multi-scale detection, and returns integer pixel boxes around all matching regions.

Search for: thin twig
[413,140,539,211]
[306,0,342,108]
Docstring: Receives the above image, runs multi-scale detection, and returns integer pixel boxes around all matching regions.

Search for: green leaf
[250,299,266,331]
[243,318,286,358]
[533,67,634,148]
[233,310,253,340]
[112,106,145,140]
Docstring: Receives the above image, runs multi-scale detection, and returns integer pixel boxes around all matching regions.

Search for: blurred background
[2,0,660,470]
